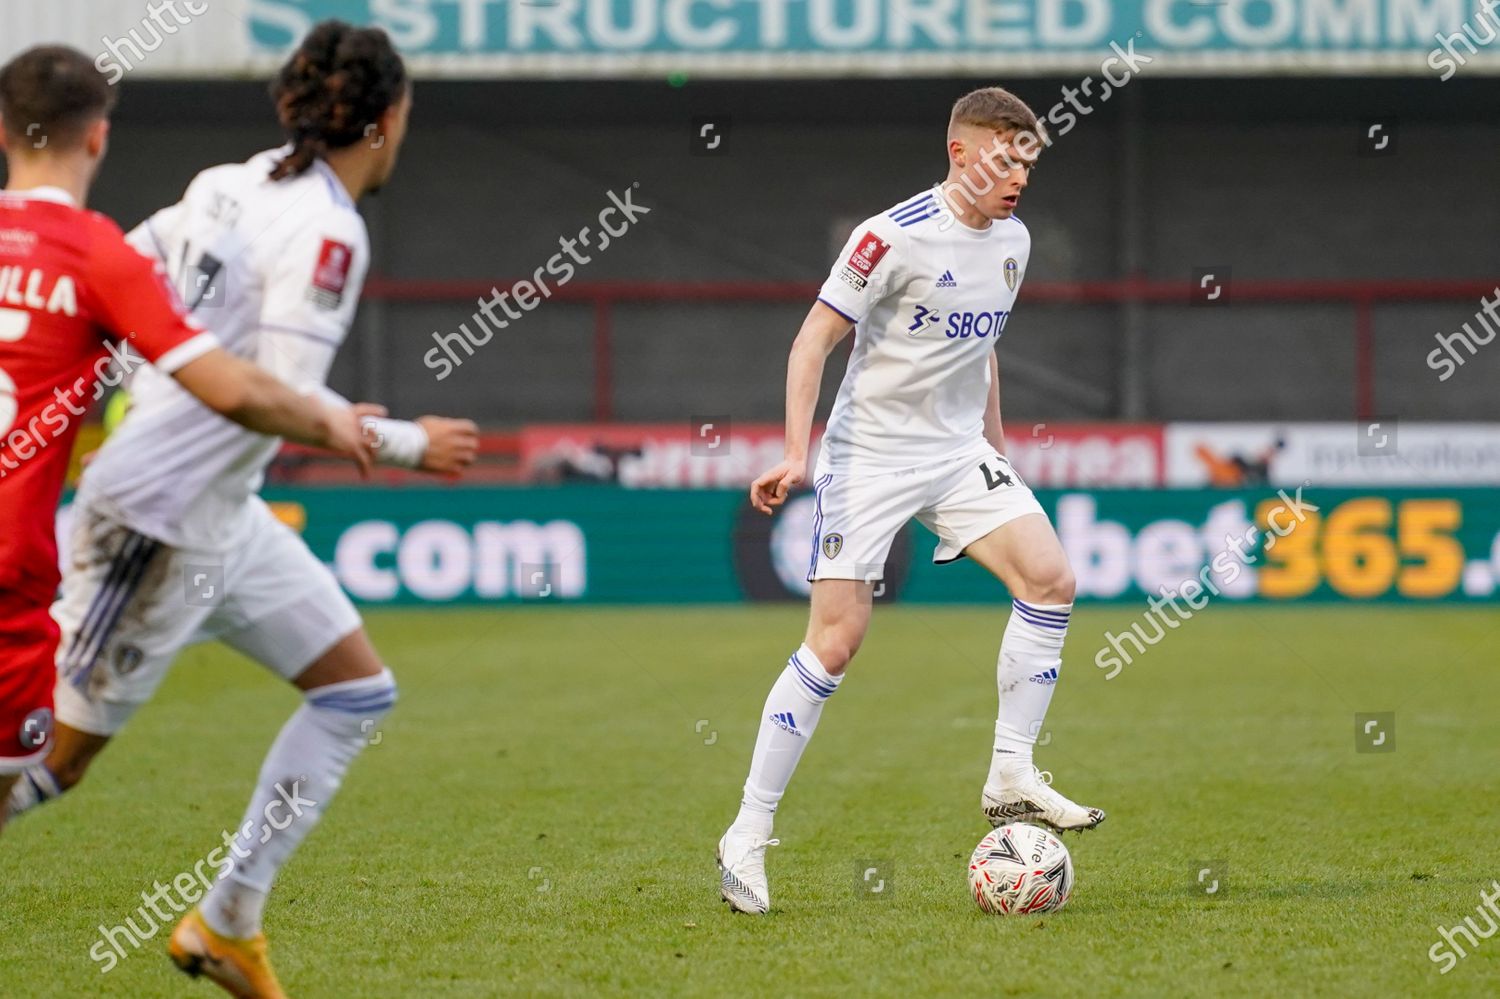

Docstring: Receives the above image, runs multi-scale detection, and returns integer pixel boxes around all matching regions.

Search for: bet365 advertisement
[260,485,1500,606]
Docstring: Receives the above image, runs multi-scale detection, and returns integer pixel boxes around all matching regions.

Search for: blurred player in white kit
[5,21,477,998]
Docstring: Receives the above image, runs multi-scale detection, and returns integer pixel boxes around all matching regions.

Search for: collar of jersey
[933,188,999,240]
[949,215,996,239]
[2,185,75,206]
[312,158,356,210]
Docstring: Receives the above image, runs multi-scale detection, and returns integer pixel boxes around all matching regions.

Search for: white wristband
[361,417,428,469]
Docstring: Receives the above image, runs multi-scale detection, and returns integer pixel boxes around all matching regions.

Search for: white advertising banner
[1165,422,1500,488]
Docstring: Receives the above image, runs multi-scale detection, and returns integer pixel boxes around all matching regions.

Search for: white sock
[986,599,1070,790]
[733,645,843,837]
[200,668,396,939]
[4,763,62,820]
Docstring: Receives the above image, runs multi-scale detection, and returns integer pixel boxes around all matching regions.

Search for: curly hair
[268,20,407,181]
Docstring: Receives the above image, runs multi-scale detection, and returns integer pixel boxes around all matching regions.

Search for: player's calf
[719,642,846,914]
[199,664,397,940]
[977,598,1106,830]
[963,518,1101,827]
[717,582,871,913]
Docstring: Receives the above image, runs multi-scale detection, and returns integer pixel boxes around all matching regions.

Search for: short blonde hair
[949,87,1046,143]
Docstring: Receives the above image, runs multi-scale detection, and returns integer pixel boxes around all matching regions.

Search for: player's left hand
[417,416,480,476]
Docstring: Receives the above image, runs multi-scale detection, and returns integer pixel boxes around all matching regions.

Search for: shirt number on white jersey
[979,455,1023,491]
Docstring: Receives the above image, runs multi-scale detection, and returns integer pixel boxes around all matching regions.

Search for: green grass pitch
[5,605,1500,997]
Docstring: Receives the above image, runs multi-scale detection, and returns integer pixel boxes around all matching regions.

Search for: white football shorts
[806,450,1046,582]
[52,495,360,735]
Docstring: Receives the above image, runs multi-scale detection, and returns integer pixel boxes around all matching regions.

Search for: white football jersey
[814,188,1030,473]
[81,148,369,551]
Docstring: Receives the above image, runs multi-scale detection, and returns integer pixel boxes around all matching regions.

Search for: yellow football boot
[168,907,288,999]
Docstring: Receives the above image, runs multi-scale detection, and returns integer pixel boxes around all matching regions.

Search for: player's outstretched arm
[83,220,374,473]
[173,348,373,474]
[750,300,853,515]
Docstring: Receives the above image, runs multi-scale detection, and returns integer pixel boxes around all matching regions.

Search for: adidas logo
[936,269,957,288]
[1029,668,1059,685]
[769,711,802,736]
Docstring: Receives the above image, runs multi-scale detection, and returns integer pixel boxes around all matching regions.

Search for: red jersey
[0,187,215,605]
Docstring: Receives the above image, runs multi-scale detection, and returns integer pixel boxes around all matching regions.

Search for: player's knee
[1016,562,1075,606]
[807,630,863,675]
[817,645,854,676]
[1043,565,1077,605]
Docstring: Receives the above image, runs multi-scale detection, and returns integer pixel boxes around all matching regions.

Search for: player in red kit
[0,45,375,827]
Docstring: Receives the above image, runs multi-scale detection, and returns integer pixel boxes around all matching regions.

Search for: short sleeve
[815,217,905,325]
[255,207,369,393]
[86,217,218,374]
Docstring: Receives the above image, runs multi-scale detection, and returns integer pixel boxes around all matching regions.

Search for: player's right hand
[750,457,806,515]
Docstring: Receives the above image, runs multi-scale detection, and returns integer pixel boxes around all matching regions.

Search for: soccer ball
[968,822,1074,915]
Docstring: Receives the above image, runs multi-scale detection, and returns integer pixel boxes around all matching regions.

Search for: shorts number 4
[979,455,1024,491]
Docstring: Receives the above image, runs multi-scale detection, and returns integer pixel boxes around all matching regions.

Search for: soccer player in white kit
[717,88,1104,915]
[4,23,476,995]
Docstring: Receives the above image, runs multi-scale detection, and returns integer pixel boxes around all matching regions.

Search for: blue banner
[245,0,1500,77]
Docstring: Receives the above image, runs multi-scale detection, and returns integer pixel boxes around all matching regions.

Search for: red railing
[363,276,1498,423]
